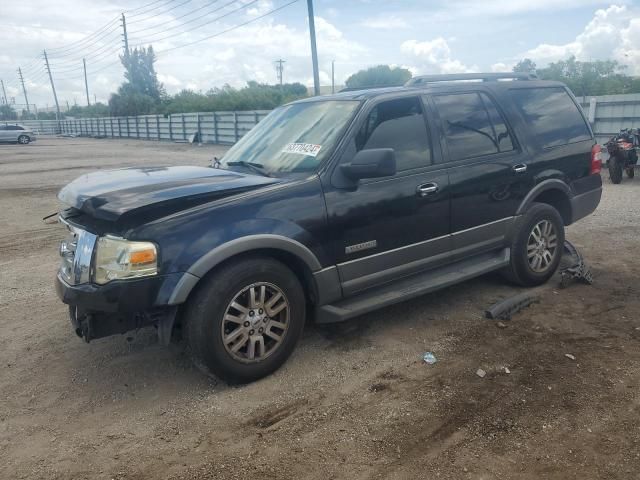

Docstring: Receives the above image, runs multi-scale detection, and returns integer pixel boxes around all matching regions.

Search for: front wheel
[184,256,306,384]
[17,135,30,145]
[609,156,623,184]
[503,203,565,287]
[626,167,635,179]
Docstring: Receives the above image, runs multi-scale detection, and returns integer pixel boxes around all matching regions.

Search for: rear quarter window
[509,87,592,149]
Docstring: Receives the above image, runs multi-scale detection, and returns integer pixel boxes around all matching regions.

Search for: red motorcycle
[605,128,638,184]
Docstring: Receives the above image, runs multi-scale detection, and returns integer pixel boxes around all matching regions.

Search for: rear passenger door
[426,91,531,259]
[324,95,450,296]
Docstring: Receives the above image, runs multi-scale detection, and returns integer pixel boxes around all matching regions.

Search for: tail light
[590,144,602,175]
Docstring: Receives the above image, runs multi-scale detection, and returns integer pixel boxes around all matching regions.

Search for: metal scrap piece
[485,292,540,320]
[559,240,593,287]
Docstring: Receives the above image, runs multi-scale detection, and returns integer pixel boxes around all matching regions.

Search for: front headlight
[94,236,158,284]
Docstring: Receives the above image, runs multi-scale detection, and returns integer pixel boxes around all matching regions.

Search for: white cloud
[360,16,408,29]
[400,37,476,74]
[522,4,640,74]
[491,62,511,72]
[443,0,631,16]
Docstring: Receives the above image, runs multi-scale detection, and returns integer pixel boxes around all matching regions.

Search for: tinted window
[509,87,591,148]
[355,97,431,171]
[433,92,514,162]
[7,126,22,130]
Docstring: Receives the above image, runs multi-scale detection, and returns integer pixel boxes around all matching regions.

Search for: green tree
[0,104,17,120]
[513,58,537,73]
[67,102,111,118]
[521,56,640,97]
[109,46,164,115]
[345,65,412,89]
[162,82,308,114]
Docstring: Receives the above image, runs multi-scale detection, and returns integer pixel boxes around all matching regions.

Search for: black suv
[55,73,602,383]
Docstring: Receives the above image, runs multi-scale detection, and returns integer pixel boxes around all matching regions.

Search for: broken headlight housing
[94,236,158,284]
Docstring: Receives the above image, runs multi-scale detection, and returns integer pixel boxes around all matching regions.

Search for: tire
[184,256,306,384]
[608,156,623,184]
[626,167,635,179]
[17,135,30,145]
[503,203,565,287]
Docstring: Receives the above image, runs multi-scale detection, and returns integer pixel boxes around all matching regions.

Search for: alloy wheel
[221,282,290,364]
[526,220,558,273]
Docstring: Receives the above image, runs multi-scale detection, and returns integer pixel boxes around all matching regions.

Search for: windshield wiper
[225,161,272,177]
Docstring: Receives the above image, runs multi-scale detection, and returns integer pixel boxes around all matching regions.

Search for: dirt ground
[1,137,639,480]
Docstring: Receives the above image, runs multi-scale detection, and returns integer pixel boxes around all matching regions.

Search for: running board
[315,248,510,324]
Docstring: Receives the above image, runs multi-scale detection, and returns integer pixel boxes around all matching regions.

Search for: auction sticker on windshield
[282,143,322,157]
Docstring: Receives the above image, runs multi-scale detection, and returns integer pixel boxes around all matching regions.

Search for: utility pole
[121,13,130,59]
[274,59,286,86]
[331,60,335,94]
[17,68,30,114]
[43,50,62,128]
[66,100,70,112]
[0,79,7,104]
[83,58,90,106]
[306,0,320,96]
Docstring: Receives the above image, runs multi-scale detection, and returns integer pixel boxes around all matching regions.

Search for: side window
[355,97,431,171]
[509,87,592,148]
[432,92,514,162]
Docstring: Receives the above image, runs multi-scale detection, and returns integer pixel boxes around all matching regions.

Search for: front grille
[58,219,97,285]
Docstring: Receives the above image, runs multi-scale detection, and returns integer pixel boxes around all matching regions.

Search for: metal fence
[16,111,271,145]
[10,93,640,146]
[579,93,640,145]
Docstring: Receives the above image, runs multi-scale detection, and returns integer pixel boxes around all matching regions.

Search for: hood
[58,166,280,222]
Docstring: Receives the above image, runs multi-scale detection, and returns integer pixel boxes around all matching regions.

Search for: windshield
[220,100,361,174]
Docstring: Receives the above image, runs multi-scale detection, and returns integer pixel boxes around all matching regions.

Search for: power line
[127,0,177,18]
[47,16,121,54]
[129,0,221,35]
[128,0,192,23]
[157,0,300,54]
[127,0,171,14]
[46,27,122,60]
[130,0,256,46]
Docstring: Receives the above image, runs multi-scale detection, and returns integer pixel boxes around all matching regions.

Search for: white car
[0,124,37,144]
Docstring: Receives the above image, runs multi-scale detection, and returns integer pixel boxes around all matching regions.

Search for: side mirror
[340,148,396,180]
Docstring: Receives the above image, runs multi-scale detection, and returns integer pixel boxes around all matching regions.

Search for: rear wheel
[184,256,306,384]
[609,156,623,184]
[17,135,30,145]
[503,203,565,287]
[626,167,635,179]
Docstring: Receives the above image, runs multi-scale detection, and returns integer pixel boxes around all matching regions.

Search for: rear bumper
[570,178,602,224]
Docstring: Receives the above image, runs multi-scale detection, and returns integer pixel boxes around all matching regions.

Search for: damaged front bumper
[55,272,180,344]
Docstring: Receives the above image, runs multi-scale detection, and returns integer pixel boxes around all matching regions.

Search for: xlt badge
[345,240,377,254]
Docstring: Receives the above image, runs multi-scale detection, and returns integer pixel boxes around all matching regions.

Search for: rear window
[509,87,592,148]
[432,92,514,162]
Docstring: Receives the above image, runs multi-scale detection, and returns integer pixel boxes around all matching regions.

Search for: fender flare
[515,179,572,216]
[168,234,323,304]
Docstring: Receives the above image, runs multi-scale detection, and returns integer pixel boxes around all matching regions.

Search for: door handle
[513,164,528,174]
[416,182,438,197]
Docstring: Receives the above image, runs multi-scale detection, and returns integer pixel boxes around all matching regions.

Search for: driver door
[323,96,451,296]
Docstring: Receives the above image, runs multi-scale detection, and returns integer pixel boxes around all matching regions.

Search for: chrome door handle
[513,164,527,174]
[417,182,438,197]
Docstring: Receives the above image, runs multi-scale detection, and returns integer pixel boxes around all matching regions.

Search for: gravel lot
[1,138,639,480]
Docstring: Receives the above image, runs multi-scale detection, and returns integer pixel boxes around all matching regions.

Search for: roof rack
[405,72,538,87]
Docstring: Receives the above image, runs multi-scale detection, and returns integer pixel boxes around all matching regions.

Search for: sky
[1,0,640,110]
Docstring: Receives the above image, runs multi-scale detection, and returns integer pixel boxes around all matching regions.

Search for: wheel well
[182,248,316,309]
[532,189,572,225]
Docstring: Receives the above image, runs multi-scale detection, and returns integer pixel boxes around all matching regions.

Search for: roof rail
[405,72,538,87]
[339,84,403,93]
